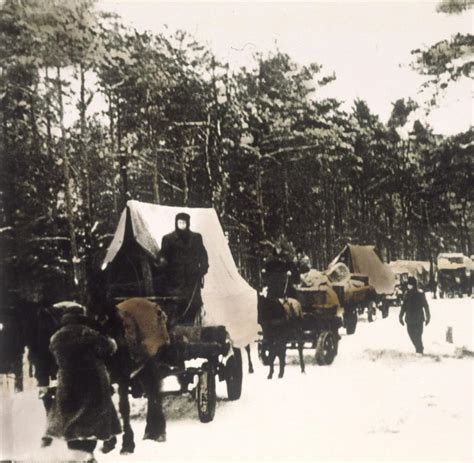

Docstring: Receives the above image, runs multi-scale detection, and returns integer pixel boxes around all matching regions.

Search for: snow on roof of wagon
[102,200,258,348]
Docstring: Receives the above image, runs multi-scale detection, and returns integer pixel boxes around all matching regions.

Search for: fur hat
[175,212,190,228]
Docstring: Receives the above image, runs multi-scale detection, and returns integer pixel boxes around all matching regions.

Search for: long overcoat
[400,289,430,325]
[160,230,209,302]
[46,318,121,441]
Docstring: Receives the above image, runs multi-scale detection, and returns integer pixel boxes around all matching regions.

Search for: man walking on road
[399,276,431,355]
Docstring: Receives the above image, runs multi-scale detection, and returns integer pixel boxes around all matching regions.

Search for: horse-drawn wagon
[111,294,243,423]
[294,281,343,366]
[257,269,343,377]
[436,253,473,298]
[327,245,396,334]
[103,201,259,423]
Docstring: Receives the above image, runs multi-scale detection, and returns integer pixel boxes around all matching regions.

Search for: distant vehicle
[436,253,473,298]
[388,260,431,305]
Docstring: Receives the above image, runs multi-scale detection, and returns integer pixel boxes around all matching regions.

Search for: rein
[174,278,201,325]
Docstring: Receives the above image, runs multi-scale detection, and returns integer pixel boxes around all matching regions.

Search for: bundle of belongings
[295,269,343,317]
[325,262,376,306]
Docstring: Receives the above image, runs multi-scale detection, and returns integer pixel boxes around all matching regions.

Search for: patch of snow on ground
[1,295,472,462]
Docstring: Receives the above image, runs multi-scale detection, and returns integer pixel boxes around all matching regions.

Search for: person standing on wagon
[159,212,209,324]
[399,276,431,355]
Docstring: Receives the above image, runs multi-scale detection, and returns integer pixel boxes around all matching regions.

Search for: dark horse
[257,294,305,379]
[100,297,170,454]
[25,298,170,455]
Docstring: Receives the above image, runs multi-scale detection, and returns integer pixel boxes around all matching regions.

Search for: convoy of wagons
[2,199,470,423]
[102,202,472,393]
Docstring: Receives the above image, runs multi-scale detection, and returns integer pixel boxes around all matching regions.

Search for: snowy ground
[1,295,472,462]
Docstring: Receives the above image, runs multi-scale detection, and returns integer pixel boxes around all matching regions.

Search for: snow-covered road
[1,296,473,461]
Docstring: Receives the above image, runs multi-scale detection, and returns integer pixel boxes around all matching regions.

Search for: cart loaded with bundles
[257,268,343,368]
[326,245,396,334]
[294,270,343,365]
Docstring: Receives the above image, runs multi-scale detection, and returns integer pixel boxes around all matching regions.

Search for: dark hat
[407,276,417,286]
[175,212,191,232]
[176,212,190,222]
[60,312,91,326]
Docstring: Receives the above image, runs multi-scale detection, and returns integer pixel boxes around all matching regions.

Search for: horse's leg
[118,381,135,454]
[101,436,117,454]
[245,344,254,374]
[267,343,276,380]
[298,334,305,374]
[13,353,23,393]
[278,341,286,379]
[143,362,166,442]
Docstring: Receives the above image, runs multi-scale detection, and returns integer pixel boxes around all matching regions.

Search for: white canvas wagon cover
[329,244,396,295]
[103,200,258,348]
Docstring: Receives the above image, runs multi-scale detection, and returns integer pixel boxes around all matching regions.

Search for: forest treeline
[1,0,472,303]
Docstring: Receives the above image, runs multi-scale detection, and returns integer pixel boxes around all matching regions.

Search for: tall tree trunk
[146,96,160,204]
[79,63,92,230]
[152,149,161,204]
[255,147,265,239]
[461,201,472,255]
[107,92,119,217]
[79,63,94,302]
[44,67,53,158]
[180,146,189,206]
[29,80,40,155]
[282,160,289,233]
[116,101,130,209]
[56,65,81,295]
[210,58,226,216]
[204,112,213,205]
[324,179,332,265]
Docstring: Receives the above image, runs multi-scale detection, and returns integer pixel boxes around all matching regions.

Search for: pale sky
[96,0,473,135]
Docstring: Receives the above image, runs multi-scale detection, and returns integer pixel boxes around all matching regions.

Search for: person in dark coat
[262,243,299,299]
[399,276,431,355]
[45,308,121,461]
[159,212,209,324]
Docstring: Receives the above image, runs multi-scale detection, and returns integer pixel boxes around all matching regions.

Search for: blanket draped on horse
[116,298,170,367]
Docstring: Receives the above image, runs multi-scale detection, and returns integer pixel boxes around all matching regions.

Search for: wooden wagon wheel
[197,362,216,423]
[315,331,337,366]
[225,347,243,400]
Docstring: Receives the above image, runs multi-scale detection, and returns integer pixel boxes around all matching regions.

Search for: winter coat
[160,229,209,300]
[400,289,430,324]
[46,318,121,441]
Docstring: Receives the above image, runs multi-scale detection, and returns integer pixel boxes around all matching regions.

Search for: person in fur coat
[45,308,121,461]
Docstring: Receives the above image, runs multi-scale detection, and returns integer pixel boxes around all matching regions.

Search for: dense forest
[1,0,472,305]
